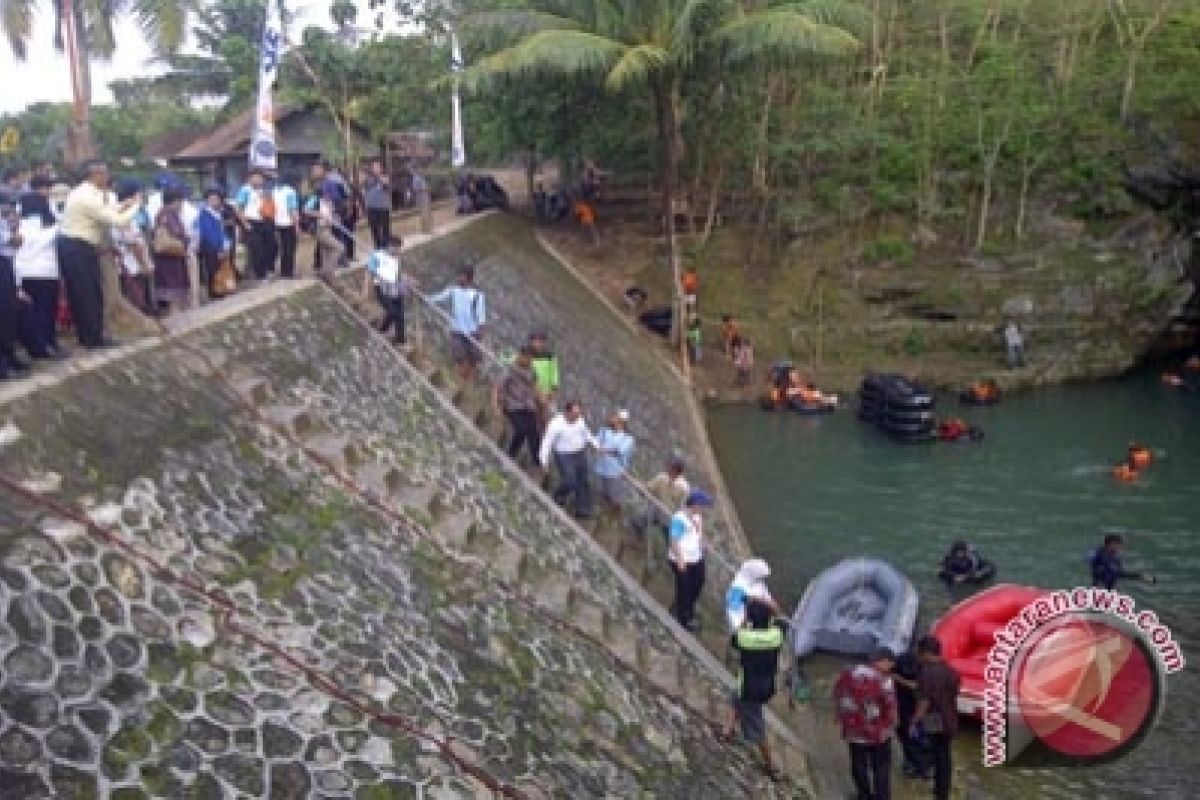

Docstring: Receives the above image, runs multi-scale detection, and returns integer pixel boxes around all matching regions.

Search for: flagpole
[450,29,466,169]
[250,0,284,172]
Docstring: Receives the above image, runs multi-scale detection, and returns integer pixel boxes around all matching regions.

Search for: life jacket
[734,625,784,703]
[1128,447,1151,469]
[681,271,698,294]
[1112,463,1138,482]
[259,193,277,221]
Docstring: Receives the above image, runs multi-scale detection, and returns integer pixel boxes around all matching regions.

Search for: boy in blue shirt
[365,236,415,346]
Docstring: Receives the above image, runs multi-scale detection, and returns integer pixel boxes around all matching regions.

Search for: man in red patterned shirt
[834,647,898,800]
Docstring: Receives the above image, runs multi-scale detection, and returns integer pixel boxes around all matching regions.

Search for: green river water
[707,371,1198,799]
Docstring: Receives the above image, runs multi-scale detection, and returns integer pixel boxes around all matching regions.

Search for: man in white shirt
[539,400,598,519]
[235,169,277,280]
[669,489,713,631]
[273,178,301,278]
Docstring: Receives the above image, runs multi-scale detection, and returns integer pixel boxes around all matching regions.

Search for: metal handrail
[333,217,740,578]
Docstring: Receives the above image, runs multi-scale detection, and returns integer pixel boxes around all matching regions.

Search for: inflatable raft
[791,558,919,659]
[930,584,1048,716]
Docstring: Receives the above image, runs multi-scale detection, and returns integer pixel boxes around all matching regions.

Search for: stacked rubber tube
[857,372,937,443]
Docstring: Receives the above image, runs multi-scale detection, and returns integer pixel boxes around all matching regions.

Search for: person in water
[1091,533,1154,590]
[940,541,979,584]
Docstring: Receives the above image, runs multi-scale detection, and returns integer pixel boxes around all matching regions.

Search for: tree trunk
[654,77,690,384]
[700,161,724,246]
[61,0,95,166]
[1120,48,1140,121]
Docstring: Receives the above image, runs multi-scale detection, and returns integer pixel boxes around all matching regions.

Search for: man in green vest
[721,598,786,780]
[528,330,560,427]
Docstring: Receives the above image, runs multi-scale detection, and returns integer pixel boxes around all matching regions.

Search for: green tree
[151,0,270,111]
[1,0,195,163]
[462,0,862,376]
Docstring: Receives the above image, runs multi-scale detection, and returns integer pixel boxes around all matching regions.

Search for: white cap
[616,409,630,422]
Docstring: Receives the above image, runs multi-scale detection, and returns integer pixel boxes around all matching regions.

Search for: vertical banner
[250,0,284,170]
[450,29,466,168]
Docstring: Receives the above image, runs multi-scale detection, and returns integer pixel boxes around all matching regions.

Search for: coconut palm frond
[464,29,625,90]
[130,0,192,55]
[0,0,37,59]
[458,9,581,47]
[773,0,872,38]
[714,9,860,67]
[605,42,670,91]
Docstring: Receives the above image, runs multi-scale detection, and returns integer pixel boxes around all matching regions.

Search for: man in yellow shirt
[57,161,142,348]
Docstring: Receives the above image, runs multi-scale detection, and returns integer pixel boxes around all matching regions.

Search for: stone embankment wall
[0,284,799,797]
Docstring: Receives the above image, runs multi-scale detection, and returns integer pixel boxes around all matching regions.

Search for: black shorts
[450,332,481,365]
[731,695,766,744]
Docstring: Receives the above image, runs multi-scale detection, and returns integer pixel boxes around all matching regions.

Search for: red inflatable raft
[930,584,1049,716]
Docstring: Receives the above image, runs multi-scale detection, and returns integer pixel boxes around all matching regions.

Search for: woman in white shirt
[14,184,65,358]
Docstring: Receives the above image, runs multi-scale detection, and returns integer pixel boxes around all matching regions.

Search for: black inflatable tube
[938,560,996,584]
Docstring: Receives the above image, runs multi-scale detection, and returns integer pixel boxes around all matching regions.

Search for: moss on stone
[146,702,182,744]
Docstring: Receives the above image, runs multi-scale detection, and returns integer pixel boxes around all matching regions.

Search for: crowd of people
[0,157,437,381]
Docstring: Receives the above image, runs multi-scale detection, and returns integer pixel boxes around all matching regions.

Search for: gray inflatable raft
[791,558,919,659]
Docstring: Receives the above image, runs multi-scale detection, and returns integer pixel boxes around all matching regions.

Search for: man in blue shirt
[427,266,486,384]
[594,410,634,518]
[1091,533,1154,590]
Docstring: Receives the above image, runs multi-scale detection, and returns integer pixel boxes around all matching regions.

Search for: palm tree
[1,0,194,164]
[461,0,864,378]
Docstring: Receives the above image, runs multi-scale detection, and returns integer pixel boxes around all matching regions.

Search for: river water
[707,372,1198,799]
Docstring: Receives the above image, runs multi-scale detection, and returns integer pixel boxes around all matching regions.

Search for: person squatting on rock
[835,647,898,800]
[721,598,787,781]
[493,347,543,465]
[428,266,486,385]
[669,489,713,632]
[364,236,416,347]
[539,401,597,519]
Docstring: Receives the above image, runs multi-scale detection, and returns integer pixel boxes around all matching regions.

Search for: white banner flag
[250,0,283,170]
[450,29,466,168]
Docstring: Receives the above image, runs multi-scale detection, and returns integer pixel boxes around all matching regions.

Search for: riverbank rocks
[0,278,800,796]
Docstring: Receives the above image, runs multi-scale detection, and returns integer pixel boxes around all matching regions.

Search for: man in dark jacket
[722,600,786,780]
[910,636,960,800]
[1091,533,1154,590]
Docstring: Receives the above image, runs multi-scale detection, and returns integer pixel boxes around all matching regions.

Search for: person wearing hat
[725,558,778,633]
[594,409,635,519]
[428,265,487,385]
[151,187,192,313]
[539,400,598,519]
[669,489,712,631]
[834,647,898,800]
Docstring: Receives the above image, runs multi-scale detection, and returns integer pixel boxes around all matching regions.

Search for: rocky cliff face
[0,284,794,798]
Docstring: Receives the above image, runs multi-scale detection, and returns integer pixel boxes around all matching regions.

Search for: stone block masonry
[0,280,808,796]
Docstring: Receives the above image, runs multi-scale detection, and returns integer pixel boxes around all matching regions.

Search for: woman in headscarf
[726,558,779,633]
[14,179,64,359]
[152,187,191,312]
